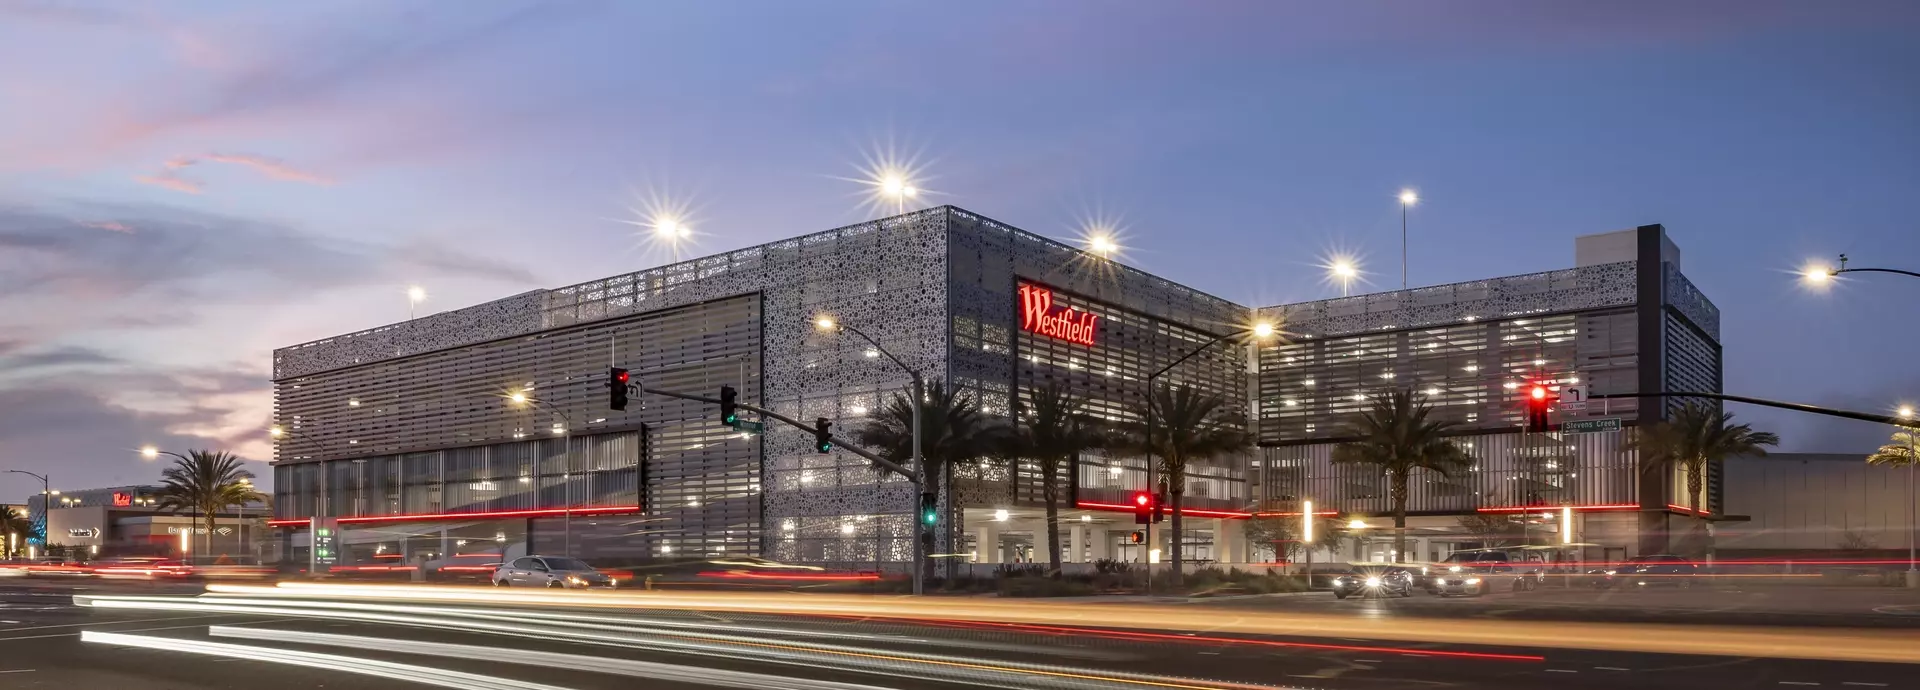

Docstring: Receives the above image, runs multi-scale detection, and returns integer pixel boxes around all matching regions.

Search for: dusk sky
[2,1,1915,498]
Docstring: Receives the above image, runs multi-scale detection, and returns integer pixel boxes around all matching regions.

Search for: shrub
[1093,558,1132,575]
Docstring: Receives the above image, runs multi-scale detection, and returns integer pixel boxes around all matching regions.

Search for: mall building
[268,206,1720,570]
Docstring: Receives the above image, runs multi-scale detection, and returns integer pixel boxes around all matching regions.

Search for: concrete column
[1214,518,1244,564]
[974,524,999,564]
[1068,524,1086,564]
[1090,528,1110,561]
[1414,537,1431,563]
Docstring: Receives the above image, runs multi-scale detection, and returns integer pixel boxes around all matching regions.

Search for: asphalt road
[0,580,1914,690]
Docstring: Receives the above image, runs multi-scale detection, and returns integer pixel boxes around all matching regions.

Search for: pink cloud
[79,220,135,233]
[204,153,332,184]
[132,152,330,194]
[134,173,203,194]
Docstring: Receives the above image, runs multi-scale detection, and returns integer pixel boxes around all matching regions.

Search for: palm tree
[1633,401,1779,554]
[153,450,264,561]
[1331,389,1473,562]
[996,383,1108,575]
[1120,384,1250,586]
[1866,427,1920,468]
[854,379,1000,580]
[0,506,28,559]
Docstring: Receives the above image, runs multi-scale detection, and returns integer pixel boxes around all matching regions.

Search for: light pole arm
[638,386,915,480]
[1835,267,1920,280]
[1148,328,1247,383]
[838,324,914,376]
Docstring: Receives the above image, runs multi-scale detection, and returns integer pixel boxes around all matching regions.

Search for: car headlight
[1449,566,1462,572]
[1364,577,1381,587]
[566,576,586,584]
[1604,570,1616,575]
[1465,578,1480,585]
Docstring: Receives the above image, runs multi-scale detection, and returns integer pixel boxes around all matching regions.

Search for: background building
[269,208,1723,570]
[32,484,266,561]
[1252,224,1722,563]
[1719,452,1909,554]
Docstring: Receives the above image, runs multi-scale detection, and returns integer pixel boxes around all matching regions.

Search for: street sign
[1563,417,1622,434]
[732,420,765,433]
[1560,385,1588,411]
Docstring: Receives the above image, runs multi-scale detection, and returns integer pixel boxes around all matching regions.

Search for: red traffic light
[1530,385,1548,400]
[617,370,630,383]
[1133,492,1151,507]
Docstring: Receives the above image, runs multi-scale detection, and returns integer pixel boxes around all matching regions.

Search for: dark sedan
[1596,554,1700,588]
[1330,566,1415,599]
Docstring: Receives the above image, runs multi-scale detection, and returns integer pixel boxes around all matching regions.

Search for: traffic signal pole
[632,383,926,594]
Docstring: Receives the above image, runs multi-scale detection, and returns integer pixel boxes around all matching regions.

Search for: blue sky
[1,0,1915,496]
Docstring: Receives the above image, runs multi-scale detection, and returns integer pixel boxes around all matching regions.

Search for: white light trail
[81,630,568,690]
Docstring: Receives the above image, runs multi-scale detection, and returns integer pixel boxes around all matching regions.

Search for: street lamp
[1142,320,1279,578]
[1087,233,1119,259]
[1398,189,1418,290]
[1802,255,1920,285]
[814,315,925,595]
[1328,258,1360,297]
[407,285,427,320]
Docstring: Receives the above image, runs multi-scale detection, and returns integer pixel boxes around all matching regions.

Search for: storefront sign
[165,526,235,536]
[1018,282,1100,346]
[112,492,132,507]
[67,528,99,539]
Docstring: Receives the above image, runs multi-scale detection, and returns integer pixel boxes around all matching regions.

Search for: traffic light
[1153,490,1167,524]
[608,368,630,411]
[813,417,833,453]
[1526,383,1551,432]
[1132,491,1152,525]
[919,493,938,526]
[1128,531,1145,545]
[719,385,738,427]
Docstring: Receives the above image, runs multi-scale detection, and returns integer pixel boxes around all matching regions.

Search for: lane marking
[1354,659,1382,663]
[1842,683,1888,687]
[1595,666,1631,671]
[1779,683,1820,686]
[1545,669,1579,673]
[0,669,35,674]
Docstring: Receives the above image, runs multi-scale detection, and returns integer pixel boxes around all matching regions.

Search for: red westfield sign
[1018,282,1100,346]
[112,492,131,507]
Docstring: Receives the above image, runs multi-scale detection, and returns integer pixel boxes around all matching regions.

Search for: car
[491,555,617,589]
[1329,566,1415,599]
[1425,549,1544,596]
[1595,554,1699,589]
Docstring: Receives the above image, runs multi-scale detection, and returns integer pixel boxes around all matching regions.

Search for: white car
[491,555,615,589]
[1425,550,1541,596]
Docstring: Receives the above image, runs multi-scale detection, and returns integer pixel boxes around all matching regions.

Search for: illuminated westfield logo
[1018,282,1100,346]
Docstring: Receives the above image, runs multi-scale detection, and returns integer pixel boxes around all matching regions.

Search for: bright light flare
[509,391,529,405]
[1899,405,1915,420]
[613,185,702,262]
[1347,519,1367,529]
[1801,264,1834,284]
[269,426,285,438]
[1398,189,1419,206]
[406,285,427,303]
[813,316,837,332]
[1251,322,1276,338]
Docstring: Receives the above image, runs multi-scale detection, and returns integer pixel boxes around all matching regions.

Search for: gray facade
[270,211,1722,566]
[1720,453,1911,552]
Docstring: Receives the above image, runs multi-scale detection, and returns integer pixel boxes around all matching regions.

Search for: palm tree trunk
[1167,471,1184,588]
[1043,474,1061,576]
[1391,471,1409,563]
[1689,464,1709,560]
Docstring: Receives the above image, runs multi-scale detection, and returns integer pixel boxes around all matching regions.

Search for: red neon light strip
[699,570,881,581]
[1252,511,1339,517]
[1075,501,1250,519]
[1475,504,1639,514]
[268,505,640,527]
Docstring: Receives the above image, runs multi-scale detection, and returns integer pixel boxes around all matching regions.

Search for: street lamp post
[1804,255,1920,284]
[816,316,924,596]
[1398,190,1418,290]
[1143,321,1276,583]
[1902,406,1918,589]
[5,470,51,555]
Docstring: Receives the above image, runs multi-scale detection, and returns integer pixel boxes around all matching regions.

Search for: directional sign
[1563,418,1622,434]
[732,420,765,433]
[1560,385,1588,411]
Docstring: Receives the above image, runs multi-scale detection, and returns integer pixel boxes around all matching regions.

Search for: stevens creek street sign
[1562,418,1623,434]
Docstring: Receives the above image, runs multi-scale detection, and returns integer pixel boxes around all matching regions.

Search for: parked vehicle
[491,555,616,589]
[1329,566,1415,599]
[1425,548,1546,596]
[1595,554,1700,589]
